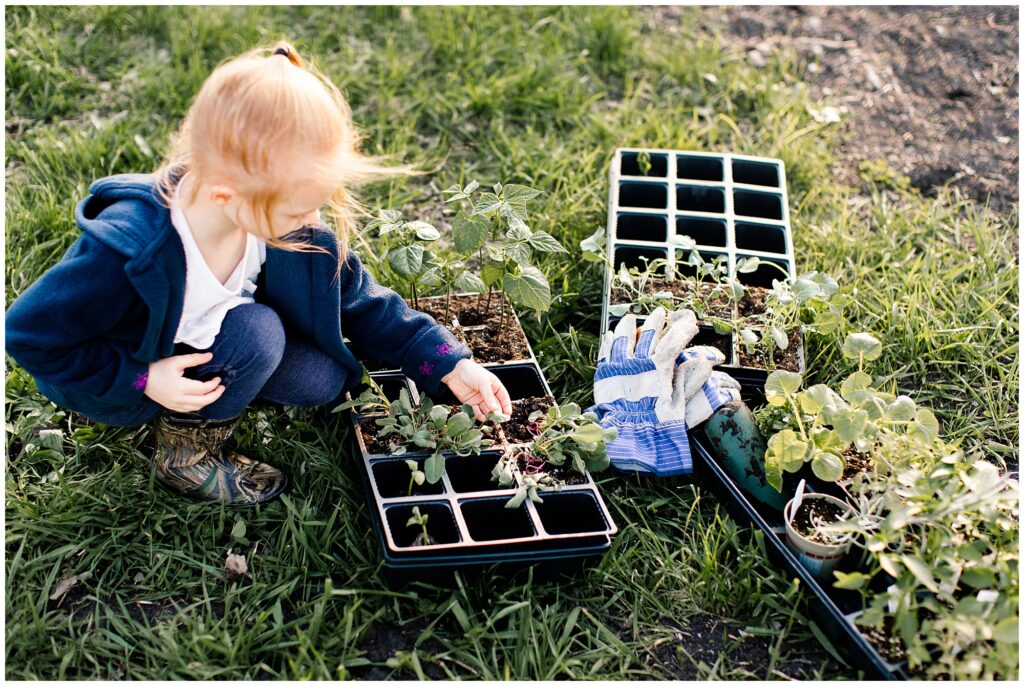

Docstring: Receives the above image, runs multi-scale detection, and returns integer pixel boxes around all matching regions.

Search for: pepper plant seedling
[331,367,391,415]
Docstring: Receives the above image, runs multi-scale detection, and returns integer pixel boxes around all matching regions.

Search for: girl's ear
[208,181,237,207]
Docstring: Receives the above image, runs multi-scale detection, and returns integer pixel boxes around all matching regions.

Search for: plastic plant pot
[384,502,462,548]
[371,458,447,499]
[460,497,536,542]
[618,181,669,209]
[783,493,856,580]
[735,221,787,254]
[676,216,727,247]
[616,212,669,242]
[676,184,726,214]
[533,491,610,536]
[620,151,668,177]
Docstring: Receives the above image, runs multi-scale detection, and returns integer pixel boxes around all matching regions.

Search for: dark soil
[414,292,501,327]
[502,395,557,444]
[683,6,1019,215]
[791,497,850,545]
[350,617,448,680]
[737,286,770,318]
[610,278,733,318]
[841,446,873,480]
[414,292,533,364]
[357,418,421,456]
[737,330,802,371]
[857,614,909,666]
[646,614,825,680]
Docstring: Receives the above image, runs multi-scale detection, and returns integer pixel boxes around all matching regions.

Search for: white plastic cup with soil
[783,489,856,580]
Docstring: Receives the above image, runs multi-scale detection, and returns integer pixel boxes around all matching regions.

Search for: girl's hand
[440,358,513,422]
[144,352,226,413]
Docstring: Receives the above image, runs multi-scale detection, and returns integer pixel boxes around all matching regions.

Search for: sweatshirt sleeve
[337,250,471,396]
[5,234,150,408]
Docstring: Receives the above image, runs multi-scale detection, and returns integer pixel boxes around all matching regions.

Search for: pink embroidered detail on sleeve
[419,361,435,376]
[133,371,149,391]
[436,342,453,356]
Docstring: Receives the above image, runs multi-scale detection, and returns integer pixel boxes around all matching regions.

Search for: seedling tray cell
[602,147,801,374]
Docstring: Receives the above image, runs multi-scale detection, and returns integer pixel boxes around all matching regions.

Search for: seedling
[405,459,426,497]
[443,180,568,339]
[332,368,391,415]
[492,403,615,508]
[365,209,441,309]
[375,388,491,484]
[757,332,938,491]
[405,506,434,547]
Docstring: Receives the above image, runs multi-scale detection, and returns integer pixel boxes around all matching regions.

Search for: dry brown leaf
[49,571,91,602]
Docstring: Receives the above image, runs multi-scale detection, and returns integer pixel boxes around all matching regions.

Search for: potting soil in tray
[841,447,873,481]
[502,395,557,444]
[414,293,504,327]
[736,285,770,318]
[610,278,733,319]
[736,330,802,371]
[790,498,851,545]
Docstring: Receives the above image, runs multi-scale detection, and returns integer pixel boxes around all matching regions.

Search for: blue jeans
[87,303,352,427]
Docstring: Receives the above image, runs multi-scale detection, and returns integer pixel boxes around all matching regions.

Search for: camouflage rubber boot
[151,413,287,505]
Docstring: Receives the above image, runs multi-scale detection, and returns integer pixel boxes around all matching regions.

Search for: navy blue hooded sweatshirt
[4,172,471,417]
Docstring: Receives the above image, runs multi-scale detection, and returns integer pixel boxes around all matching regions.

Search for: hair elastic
[273,47,290,58]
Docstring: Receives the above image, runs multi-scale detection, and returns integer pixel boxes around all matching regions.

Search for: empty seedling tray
[602,148,803,377]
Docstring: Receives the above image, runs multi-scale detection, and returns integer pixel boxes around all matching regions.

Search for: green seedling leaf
[454,271,486,294]
[811,451,844,482]
[503,266,551,313]
[833,408,869,443]
[839,371,873,400]
[908,408,939,444]
[446,412,473,435]
[842,332,883,361]
[388,244,425,277]
[452,214,490,254]
[674,235,698,250]
[770,326,789,350]
[580,228,606,255]
[764,450,783,492]
[569,423,605,445]
[767,429,808,472]
[992,617,1019,643]
[408,221,440,241]
[609,304,630,317]
[528,230,568,253]
[764,370,803,406]
[885,395,917,421]
[736,256,760,273]
[901,554,940,592]
[791,277,821,302]
[413,428,435,449]
[423,454,444,484]
[833,570,870,590]
[472,192,502,216]
[802,384,841,414]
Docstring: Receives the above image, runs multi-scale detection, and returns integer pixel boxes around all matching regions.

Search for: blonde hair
[153,41,420,263]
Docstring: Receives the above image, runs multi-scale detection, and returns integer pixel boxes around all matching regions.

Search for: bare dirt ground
[665,5,1019,214]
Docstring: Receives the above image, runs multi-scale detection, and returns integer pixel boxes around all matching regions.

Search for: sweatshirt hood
[73,171,184,262]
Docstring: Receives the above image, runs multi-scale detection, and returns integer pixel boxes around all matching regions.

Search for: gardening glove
[670,312,743,427]
[589,307,700,476]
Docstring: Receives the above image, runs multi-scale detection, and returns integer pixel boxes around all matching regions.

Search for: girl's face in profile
[234,175,337,240]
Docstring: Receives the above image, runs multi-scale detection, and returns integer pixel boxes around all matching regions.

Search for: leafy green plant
[492,403,615,508]
[758,333,939,490]
[828,412,1018,679]
[737,270,846,363]
[374,388,491,484]
[443,180,568,337]
[636,150,652,176]
[423,251,486,322]
[365,209,441,309]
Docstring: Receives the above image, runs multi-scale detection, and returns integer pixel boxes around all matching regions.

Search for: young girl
[5,42,512,505]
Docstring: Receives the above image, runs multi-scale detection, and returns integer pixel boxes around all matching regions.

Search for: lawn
[5,5,1018,679]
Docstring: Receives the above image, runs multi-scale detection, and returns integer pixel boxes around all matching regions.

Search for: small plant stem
[411,281,418,310]
[407,475,414,497]
[787,393,809,443]
[496,294,507,343]
[421,522,429,543]
[444,284,451,322]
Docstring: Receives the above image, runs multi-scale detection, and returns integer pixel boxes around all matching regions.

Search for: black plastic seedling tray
[602,148,804,377]
[343,299,618,585]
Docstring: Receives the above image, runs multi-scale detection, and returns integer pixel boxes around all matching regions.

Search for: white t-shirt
[170,175,267,349]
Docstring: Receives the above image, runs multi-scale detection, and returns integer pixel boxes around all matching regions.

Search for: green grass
[5,5,1017,680]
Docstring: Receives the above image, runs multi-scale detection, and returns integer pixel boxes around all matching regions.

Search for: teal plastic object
[701,399,788,511]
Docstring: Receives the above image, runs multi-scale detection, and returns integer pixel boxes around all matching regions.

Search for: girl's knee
[224,304,286,369]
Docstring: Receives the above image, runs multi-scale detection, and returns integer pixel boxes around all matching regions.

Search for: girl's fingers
[177,352,214,371]
[182,377,222,395]
[494,380,512,416]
